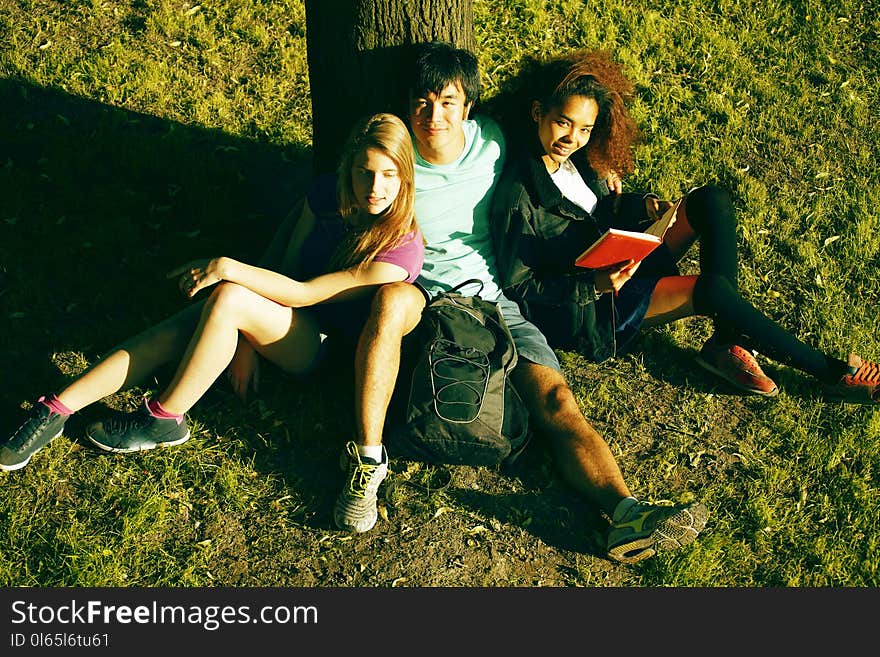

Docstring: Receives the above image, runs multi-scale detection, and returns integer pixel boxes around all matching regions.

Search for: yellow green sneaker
[333,441,388,533]
[607,501,708,564]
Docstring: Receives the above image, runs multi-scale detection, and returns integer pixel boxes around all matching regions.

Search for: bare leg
[354,283,425,447]
[335,283,423,534]
[55,302,205,412]
[640,274,699,328]
[662,193,698,259]
[158,282,321,415]
[511,361,631,514]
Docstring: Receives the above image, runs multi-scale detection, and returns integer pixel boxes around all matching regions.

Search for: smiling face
[408,81,473,164]
[350,147,402,216]
[533,94,599,172]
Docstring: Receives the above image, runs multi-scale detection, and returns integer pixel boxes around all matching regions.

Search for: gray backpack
[386,280,531,466]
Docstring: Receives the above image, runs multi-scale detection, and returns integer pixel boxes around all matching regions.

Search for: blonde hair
[331,113,420,271]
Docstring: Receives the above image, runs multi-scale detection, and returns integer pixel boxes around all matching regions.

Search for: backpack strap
[446,279,485,298]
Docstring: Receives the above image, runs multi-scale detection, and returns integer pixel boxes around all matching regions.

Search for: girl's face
[533,94,599,171]
[351,147,402,216]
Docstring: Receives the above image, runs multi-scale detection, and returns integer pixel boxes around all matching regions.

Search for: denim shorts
[416,282,562,372]
[496,296,561,372]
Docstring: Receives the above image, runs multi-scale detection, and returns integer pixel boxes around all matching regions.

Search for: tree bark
[304,0,474,174]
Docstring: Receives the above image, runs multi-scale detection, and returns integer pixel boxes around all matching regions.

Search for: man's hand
[594,259,641,295]
[167,257,226,298]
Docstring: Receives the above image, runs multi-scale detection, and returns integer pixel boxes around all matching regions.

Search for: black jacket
[491,150,649,362]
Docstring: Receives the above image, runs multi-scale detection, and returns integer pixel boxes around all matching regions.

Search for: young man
[335,42,708,565]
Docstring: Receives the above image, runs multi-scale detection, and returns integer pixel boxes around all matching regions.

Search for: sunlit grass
[0,0,877,586]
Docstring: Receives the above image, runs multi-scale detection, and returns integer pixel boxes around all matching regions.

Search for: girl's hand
[645,195,676,223]
[605,170,623,194]
[227,340,260,403]
[594,259,641,294]
[167,257,226,298]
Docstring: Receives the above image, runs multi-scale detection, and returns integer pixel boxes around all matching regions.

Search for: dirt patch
[185,343,743,588]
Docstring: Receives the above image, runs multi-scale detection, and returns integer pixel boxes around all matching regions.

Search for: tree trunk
[304,0,474,174]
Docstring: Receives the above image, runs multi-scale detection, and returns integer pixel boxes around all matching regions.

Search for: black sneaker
[86,401,190,453]
[1,402,67,471]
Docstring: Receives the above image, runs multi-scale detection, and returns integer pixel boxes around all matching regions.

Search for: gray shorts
[496,296,561,372]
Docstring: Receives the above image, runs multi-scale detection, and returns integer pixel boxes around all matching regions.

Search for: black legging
[686,185,846,384]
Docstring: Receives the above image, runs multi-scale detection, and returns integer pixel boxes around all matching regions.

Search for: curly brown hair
[497,49,639,176]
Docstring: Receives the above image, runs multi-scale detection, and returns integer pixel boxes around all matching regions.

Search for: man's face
[408,81,472,163]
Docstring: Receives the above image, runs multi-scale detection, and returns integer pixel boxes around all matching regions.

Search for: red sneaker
[822,354,880,404]
[695,340,779,397]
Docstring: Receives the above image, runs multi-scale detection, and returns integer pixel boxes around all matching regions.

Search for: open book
[574,198,682,269]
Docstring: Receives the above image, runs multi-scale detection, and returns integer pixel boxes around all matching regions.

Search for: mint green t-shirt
[413,115,506,301]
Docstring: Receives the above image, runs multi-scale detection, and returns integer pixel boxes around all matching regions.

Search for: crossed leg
[56,283,322,416]
[158,282,321,414]
[55,301,206,413]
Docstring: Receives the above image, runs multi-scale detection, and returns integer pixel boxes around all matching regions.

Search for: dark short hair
[409,41,481,106]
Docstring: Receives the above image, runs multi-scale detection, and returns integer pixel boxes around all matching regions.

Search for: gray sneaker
[1,401,67,471]
[86,400,190,453]
[333,441,388,533]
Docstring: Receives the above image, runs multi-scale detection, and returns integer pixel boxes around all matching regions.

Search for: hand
[605,170,623,195]
[645,195,676,224]
[594,259,641,294]
[167,258,225,299]
[227,340,260,403]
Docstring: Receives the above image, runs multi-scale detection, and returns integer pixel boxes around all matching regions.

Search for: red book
[574,229,661,269]
[574,198,681,269]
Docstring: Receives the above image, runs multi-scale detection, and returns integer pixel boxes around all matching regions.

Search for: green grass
[1,0,878,587]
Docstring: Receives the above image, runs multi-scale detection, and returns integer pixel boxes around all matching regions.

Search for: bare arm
[253,194,321,272]
[167,199,410,307]
[257,198,305,271]
[173,257,409,307]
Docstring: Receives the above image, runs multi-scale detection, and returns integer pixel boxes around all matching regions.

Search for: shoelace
[104,409,151,434]
[343,442,382,499]
[9,410,53,449]
[851,360,880,385]
[728,345,766,376]
[347,460,380,498]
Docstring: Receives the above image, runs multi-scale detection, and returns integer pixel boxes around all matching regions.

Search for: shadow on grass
[1,79,740,581]
[442,443,609,557]
[634,329,825,403]
[0,77,362,521]
[0,76,311,401]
